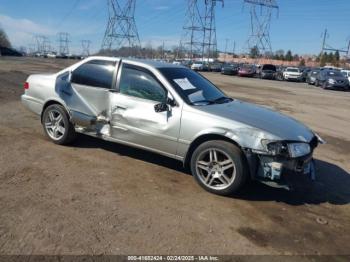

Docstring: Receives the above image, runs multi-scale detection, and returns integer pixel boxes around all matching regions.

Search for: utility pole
[232,40,236,58]
[243,0,278,57]
[81,40,92,57]
[57,32,70,56]
[224,38,229,61]
[321,29,328,55]
[320,29,349,57]
[101,0,141,56]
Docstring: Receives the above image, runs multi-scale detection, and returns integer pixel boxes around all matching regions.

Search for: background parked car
[238,64,256,77]
[221,63,239,75]
[275,66,285,81]
[341,70,350,84]
[191,62,204,71]
[283,67,302,81]
[208,63,222,72]
[300,67,311,82]
[306,69,320,85]
[315,69,349,90]
[259,64,277,80]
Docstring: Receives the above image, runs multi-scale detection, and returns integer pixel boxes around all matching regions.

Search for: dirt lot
[0,57,350,255]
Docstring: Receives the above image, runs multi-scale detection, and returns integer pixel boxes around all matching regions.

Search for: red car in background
[238,65,256,77]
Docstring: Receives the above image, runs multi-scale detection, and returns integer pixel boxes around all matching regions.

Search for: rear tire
[190,140,248,196]
[42,104,77,145]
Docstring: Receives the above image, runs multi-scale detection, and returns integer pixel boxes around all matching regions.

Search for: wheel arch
[41,99,69,123]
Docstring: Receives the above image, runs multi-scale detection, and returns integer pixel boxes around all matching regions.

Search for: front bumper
[256,153,315,181]
[284,75,301,81]
[325,82,349,90]
[261,73,275,79]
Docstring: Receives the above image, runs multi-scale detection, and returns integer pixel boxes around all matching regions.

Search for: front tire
[190,140,248,196]
[42,104,76,145]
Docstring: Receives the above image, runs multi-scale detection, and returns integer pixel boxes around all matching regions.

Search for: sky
[0,0,349,55]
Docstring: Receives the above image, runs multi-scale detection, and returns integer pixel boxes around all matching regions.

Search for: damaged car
[21,57,323,196]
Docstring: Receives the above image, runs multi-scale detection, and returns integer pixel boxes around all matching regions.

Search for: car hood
[196,100,314,142]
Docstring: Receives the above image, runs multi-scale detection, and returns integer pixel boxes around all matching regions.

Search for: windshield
[327,71,343,77]
[286,68,299,73]
[262,64,276,71]
[159,67,230,105]
[311,70,319,75]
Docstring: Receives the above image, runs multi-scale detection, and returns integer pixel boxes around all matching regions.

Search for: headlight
[261,140,289,157]
[261,140,310,158]
[287,143,310,158]
[328,78,335,84]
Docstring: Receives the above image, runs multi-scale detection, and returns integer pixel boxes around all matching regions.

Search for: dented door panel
[109,93,181,155]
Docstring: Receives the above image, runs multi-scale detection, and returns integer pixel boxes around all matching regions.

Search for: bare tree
[0,28,11,48]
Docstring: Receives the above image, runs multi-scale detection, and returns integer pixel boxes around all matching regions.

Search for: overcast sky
[0,0,349,55]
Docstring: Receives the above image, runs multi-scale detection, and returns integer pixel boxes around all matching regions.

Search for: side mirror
[154,92,176,113]
[154,102,169,113]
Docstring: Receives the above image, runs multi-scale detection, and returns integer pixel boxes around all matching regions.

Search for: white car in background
[341,70,350,83]
[191,62,204,71]
[283,67,302,81]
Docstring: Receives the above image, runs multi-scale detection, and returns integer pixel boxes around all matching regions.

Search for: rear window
[71,60,116,89]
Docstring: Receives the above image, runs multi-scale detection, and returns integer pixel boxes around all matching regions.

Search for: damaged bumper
[256,153,315,181]
[244,135,321,187]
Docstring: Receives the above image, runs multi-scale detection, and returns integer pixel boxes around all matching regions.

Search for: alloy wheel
[195,148,236,190]
[44,109,66,140]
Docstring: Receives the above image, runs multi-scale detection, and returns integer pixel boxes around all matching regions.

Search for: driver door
[108,63,182,156]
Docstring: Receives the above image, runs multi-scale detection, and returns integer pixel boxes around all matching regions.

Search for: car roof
[87,56,185,69]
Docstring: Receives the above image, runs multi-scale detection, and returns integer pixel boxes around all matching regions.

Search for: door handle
[112,105,127,111]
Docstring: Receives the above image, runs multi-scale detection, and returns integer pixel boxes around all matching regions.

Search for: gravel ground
[0,57,349,256]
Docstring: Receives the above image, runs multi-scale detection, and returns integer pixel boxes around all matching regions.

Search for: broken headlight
[261,140,310,158]
[261,140,289,157]
[287,143,310,158]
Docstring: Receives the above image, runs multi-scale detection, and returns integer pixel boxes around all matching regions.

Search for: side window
[71,60,115,89]
[119,64,167,103]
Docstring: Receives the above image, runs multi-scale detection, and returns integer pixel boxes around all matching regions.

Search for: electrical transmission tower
[202,0,223,60]
[57,32,70,56]
[101,0,141,53]
[81,40,92,57]
[243,0,278,56]
[34,35,45,54]
[321,29,350,58]
[180,0,223,60]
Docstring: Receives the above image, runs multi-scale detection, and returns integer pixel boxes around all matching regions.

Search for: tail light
[24,82,29,89]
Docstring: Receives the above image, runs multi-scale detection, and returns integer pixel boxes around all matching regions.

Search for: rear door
[58,59,118,125]
[108,63,182,156]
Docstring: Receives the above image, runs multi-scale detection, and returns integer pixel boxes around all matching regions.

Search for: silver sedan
[21,57,323,195]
